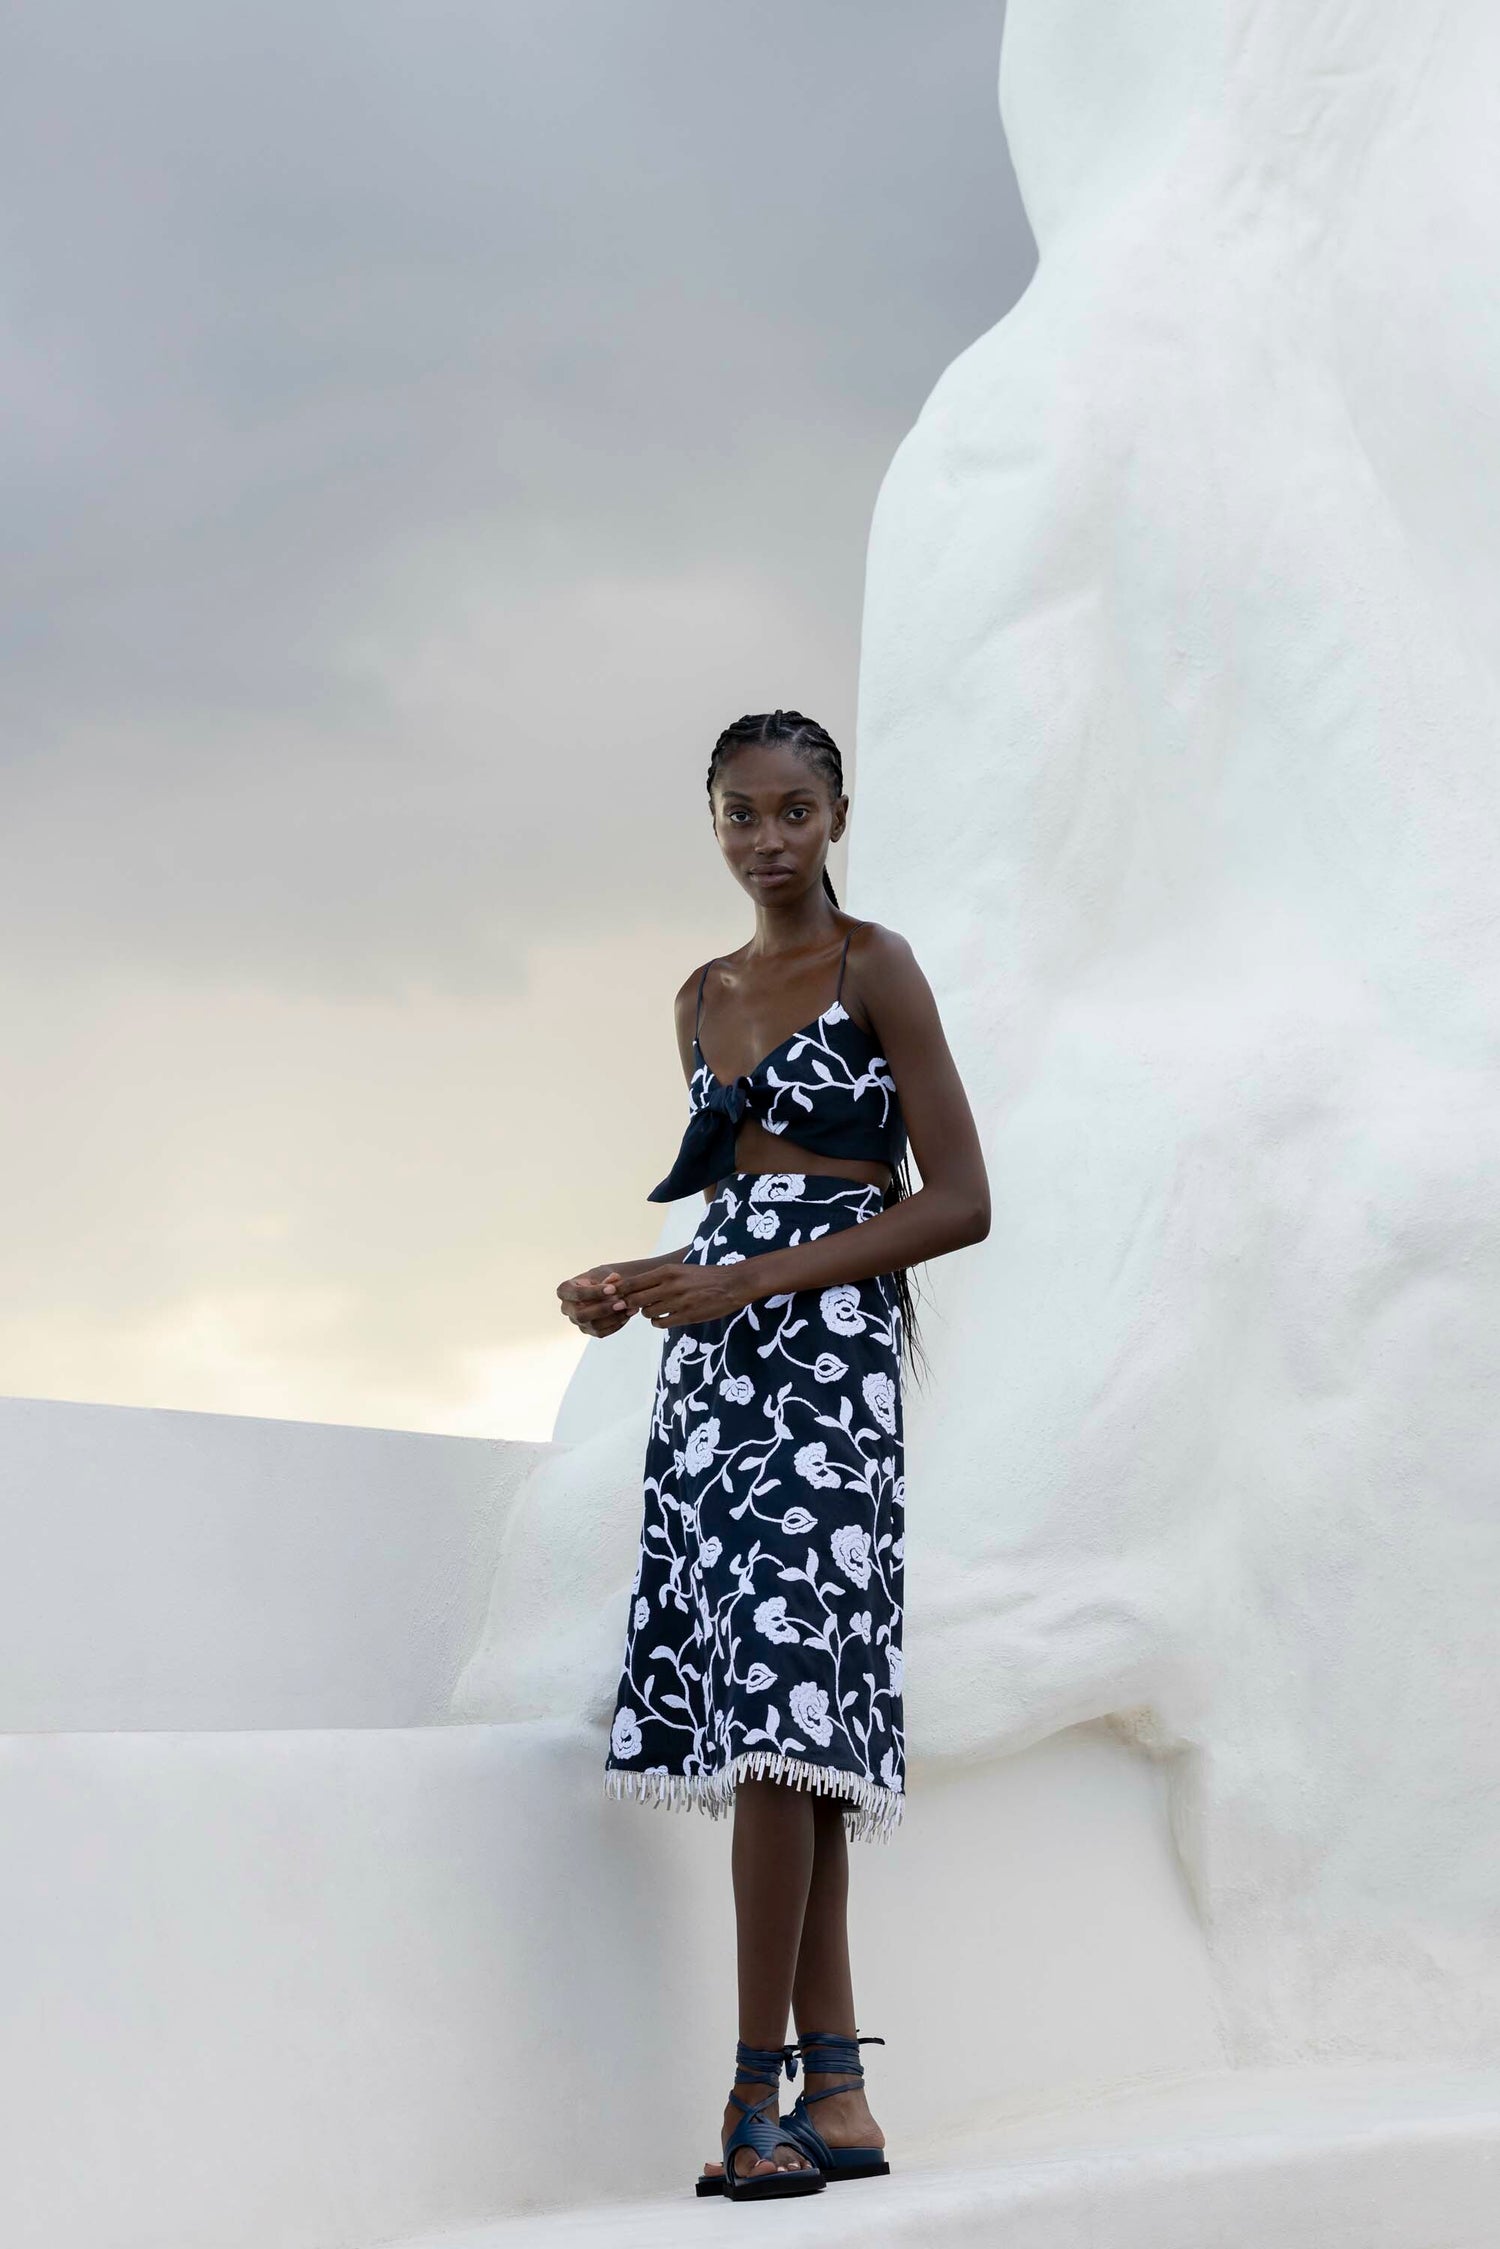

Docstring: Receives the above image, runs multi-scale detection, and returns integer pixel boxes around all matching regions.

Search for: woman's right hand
[557,1264,634,1339]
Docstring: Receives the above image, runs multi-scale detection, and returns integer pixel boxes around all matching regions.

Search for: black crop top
[647,929,908,1203]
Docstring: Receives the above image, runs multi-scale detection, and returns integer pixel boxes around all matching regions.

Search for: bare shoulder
[844,919,924,993]
[842,920,943,1046]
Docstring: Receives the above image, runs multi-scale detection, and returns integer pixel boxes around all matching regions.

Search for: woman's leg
[717,1777,820,2180]
[788,1797,885,2152]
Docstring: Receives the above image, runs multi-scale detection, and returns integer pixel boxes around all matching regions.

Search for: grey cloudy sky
[1,1,1033,1437]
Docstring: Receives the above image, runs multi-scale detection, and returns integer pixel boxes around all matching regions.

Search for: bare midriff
[726,1116,892,1193]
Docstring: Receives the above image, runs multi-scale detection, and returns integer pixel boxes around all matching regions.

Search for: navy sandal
[694,2040,825,2201]
[779,2030,890,2182]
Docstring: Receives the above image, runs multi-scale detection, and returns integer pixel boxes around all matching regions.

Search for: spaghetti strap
[694,960,717,1039]
[834,929,855,1003]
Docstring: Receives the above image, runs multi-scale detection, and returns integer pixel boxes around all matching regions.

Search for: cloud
[0,0,1032,1432]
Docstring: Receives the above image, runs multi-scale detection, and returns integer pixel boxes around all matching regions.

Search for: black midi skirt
[604,1171,905,1841]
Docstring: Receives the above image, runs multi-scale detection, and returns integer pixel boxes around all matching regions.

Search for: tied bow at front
[646,1076,757,1203]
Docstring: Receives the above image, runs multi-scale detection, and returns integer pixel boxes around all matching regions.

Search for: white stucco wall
[0,1395,541,1729]
[852,0,1500,2063]
[453,0,1500,2079]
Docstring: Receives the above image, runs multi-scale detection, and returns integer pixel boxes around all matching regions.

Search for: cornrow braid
[706,708,845,904]
[703,707,924,1377]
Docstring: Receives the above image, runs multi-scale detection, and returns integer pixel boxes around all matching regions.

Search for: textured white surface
[389,2063,1500,2249]
[455,0,1500,2076]
[0,1710,1215,2248]
[854,0,1500,2064]
[0,1395,539,1728]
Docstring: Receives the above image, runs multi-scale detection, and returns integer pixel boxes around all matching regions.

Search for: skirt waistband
[711,1170,884,1217]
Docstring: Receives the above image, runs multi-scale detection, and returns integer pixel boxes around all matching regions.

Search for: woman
[557,708,989,2202]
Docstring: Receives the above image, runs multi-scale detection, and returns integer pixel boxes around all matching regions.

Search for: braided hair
[705,708,924,1375]
[706,707,845,904]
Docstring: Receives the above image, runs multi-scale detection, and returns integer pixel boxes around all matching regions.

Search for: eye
[726,807,752,823]
[786,806,809,822]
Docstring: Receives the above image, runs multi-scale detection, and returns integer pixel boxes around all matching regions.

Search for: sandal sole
[695,2170,824,2199]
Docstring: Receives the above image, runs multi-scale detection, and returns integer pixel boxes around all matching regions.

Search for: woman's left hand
[614,1259,754,1331]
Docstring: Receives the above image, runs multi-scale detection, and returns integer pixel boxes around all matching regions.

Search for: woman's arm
[614,928,989,1329]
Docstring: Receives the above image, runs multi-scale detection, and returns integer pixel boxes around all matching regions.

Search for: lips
[751,864,794,884]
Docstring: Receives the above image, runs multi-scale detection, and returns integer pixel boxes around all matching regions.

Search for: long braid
[705,708,924,1376]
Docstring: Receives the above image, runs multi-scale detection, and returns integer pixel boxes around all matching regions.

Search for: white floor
[390,2063,1500,2249]
[6,1401,1495,2249]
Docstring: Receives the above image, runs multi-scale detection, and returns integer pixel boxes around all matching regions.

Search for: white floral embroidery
[664,1336,691,1385]
[793,1441,841,1490]
[753,1595,801,1645]
[830,1523,873,1588]
[749,1173,806,1202]
[683,1418,719,1474]
[611,1708,643,1761]
[887,1645,904,1692]
[789,1680,834,1747]
[820,1284,866,1337]
[862,1370,897,1434]
[607,1163,905,1836]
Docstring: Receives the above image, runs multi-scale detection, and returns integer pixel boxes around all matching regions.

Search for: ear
[830,793,849,843]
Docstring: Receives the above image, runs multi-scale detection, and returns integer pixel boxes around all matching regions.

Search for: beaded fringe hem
[605,1750,903,1844]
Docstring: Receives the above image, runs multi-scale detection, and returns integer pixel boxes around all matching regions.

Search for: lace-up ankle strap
[793,2030,884,2095]
[734,2039,800,2089]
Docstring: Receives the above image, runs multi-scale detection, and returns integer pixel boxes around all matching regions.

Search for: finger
[621,1277,675,1310]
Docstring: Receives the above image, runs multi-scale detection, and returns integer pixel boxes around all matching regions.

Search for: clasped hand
[556,1256,754,1337]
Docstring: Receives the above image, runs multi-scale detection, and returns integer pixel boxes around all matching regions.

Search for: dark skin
[557,739,989,2183]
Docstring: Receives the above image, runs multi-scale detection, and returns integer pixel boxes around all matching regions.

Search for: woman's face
[710,742,847,906]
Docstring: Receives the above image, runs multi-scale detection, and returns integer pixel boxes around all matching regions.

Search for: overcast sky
[1,1,1034,1439]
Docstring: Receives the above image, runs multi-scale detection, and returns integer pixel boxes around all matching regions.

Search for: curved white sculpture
[457,0,1500,2076]
[854,0,1500,2062]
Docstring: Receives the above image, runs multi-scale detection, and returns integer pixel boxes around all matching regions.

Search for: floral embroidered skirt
[604,1171,905,1843]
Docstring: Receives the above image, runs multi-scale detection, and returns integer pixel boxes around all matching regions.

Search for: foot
[699,2079,820,2187]
[799,2067,885,2154]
